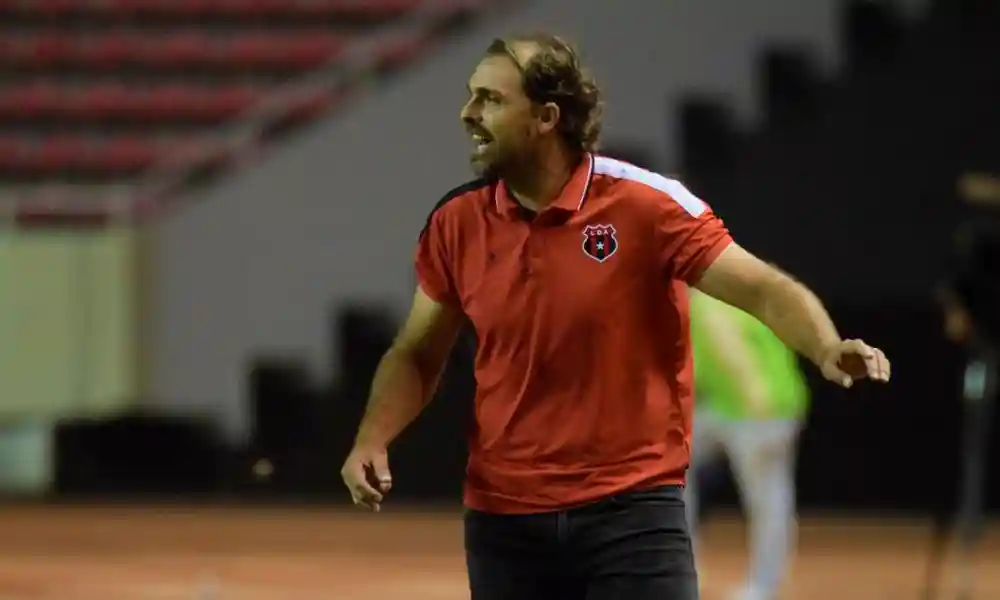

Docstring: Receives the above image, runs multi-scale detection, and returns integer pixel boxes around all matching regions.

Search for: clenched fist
[341,445,393,512]
[819,339,891,388]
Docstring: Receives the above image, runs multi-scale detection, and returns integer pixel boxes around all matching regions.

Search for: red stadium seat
[0,138,29,171]
[91,137,159,172]
[0,135,216,175]
[152,32,208,67]
[0,85,261,121]
[374,34,429,67]
[38,136,92,172]
[224,33,346,69]
[0,0,496,210]
[0,32,348,70]
[3,0,434,18]
[82,35,134,67]
[0,83,61,118]
[71,85,132,119]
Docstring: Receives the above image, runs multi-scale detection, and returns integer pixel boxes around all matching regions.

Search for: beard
[469,134,537,180]
[469,138,503,179]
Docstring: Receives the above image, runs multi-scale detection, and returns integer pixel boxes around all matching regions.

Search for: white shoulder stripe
[593,155,707,217]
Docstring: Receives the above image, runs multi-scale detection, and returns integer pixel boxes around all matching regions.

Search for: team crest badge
[581,224,618,263]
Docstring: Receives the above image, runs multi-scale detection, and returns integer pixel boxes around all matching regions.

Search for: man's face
[460,53,539,178]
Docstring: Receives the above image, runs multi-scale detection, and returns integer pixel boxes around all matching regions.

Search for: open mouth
[471,132,493,152]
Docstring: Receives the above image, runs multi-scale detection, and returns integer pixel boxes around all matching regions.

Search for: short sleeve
[414,210,460,307]
[654,181,733,283]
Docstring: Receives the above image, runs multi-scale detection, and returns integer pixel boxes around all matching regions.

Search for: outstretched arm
[693,245,838,368]
[693,244,889,386]
[645,176,889,386]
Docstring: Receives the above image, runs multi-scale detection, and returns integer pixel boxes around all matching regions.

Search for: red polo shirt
[415,153,733,514]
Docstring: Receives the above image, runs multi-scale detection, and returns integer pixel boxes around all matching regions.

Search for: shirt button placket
[519,227,532,278]
[524,224,546,277]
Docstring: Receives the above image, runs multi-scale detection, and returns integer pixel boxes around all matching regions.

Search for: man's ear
[536,102,560,134]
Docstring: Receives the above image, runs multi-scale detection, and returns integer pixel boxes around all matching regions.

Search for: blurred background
[0,0,998,598]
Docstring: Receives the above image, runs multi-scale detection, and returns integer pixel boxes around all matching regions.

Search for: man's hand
[818,339,891,388]
[341,445,393,512]
[341,288,462,513]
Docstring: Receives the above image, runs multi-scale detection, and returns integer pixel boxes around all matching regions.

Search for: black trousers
[464,485,698,600]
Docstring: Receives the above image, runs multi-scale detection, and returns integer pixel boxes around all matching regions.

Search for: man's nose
[460,103,479,126]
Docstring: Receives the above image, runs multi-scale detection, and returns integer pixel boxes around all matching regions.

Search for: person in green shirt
[684,288,810,600]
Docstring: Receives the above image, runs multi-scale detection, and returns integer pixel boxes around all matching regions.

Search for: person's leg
[570,485,699,600]
[723,419,801,600]
[684,409,726,556]
[464,508,573,600]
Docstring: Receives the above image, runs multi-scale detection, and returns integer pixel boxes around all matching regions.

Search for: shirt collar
[495,152,595,218]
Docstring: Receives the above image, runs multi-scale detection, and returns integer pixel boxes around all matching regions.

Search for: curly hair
[486,33,604,154]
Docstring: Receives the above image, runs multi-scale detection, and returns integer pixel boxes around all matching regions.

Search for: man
[684,288,810,600]
[340,33,891,600]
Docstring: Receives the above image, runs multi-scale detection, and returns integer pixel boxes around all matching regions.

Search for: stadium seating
[0,0,490,216]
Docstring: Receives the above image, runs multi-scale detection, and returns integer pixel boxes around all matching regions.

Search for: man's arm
[648,180,887,386]
[353,287,465,450]
[693,244,840,371]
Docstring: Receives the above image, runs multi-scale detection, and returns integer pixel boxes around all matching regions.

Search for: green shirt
[689,290,809,420]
